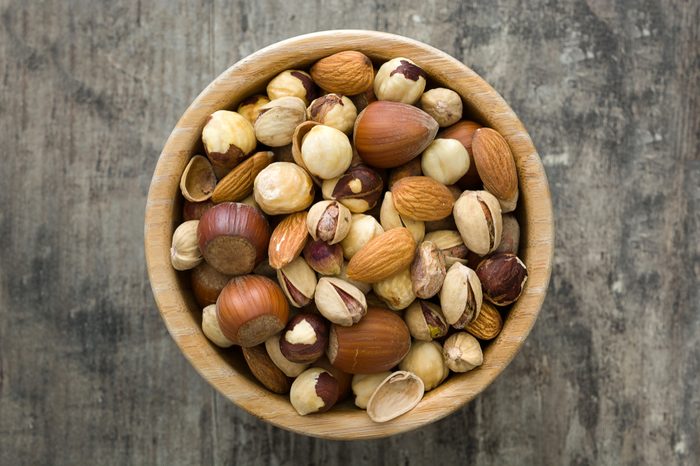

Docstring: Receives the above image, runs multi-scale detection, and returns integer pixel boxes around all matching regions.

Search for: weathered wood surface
[0,0,697,464]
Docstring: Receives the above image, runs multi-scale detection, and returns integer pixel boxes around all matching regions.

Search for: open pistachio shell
[366,371,425,423]
[180,155,217,202]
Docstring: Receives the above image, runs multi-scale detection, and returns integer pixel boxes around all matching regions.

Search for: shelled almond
[171,50,529,422]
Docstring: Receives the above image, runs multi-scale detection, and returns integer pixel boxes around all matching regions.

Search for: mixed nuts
[171,50,530,423]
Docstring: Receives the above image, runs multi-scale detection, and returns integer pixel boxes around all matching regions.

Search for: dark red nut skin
[314,356,352,402]
[280,313,329,363]
[314,371,340,413]
[475,253,528,306]
[303,239,343,275]
[331,165,384,211]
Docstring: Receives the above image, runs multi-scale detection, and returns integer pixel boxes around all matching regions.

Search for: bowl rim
[144,29,554,440]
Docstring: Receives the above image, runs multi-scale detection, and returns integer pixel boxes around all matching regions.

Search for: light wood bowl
[144,30,554,439]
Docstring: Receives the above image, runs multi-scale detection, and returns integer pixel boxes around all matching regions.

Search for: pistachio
[475,253,528,306]
[440,262,483,328]
[372,268,416,311]
[410,241,446,299]
[306,200,352,244]
[254,96,307,147]
[340,214,384,259]
[276,256,317,307]
[303,239,343,276]
[322,165,384,213]
[315,277,368,326]
[453,190,503,255]
[424,230,469,267]
[404,301,449,341]
[265,333,309,377]
[307,93,358,134]
[366,371,425,423]
[379,192,425,244]
[443,332,483,372]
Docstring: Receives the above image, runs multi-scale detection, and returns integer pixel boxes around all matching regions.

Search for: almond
[471,128,519,212]
[390,176,455,221]
[241,344,291,394]
[268,212,309,269]
[310,51,374,95]
[466,301,503,340]
[346,227,416,283]
[211,151,273,203]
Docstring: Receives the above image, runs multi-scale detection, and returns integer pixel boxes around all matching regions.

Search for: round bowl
[144,30,554,439]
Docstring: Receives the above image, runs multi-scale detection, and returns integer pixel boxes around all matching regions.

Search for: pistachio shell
[180,155,217,202]
[366,371,425,423]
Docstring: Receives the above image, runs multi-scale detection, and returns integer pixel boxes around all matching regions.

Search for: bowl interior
[144,30,553,439]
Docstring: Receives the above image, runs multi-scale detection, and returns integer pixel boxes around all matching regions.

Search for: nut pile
[171,50,528,422]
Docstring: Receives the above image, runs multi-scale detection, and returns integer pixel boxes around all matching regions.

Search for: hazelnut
[349,87,377,113]
[322,165,384,213]
[438,120,482,189]
[279,313,329,363]
[334,261,372,294]
[265,334,309,377]
[237,94,270,124]
[379,191,425,244]
[182,199,214,221]
[443,332,483,372]
[388,157,423,189]
[191,262,232,307]
[289,368,339,415]
[453,190,503,256]
[351,372,392,409]
[440,262,483,328]
[419,88,463,127]
[276,256,317,308]
[253,162,315,215]
[340,214,384,259]
[303,239,343,276]
[374,57,427,104]
[420,139,470,185]
[410,241,446,299]
[201,304,234,348]
[254,96,307,147]
[424,230,469,267]
[404,301,449,341]
[315,277,368,326]
[495,213,520,255]
[307,94,358,134]
[372,268,416,311]
[170,220,203,271]
[310,51,374,95]
[201,110,257,179]
[301,125,353,179]
[475,253,528,306]
[306,200,352,245]
[398,340,449,391]
[267,70,318,105]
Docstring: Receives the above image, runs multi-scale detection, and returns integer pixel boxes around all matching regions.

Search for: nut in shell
[276,256,317,308]
[410,241,446,299]
[374,57,427,104]
[366,371,425,423]
[306,200,352,245]
[372,268,416,311]
[171,220,203,271]
[420,138,470,186]
[279,313,329,363]
[180,155,216,202]
[440,262,483,328]
[289,368,339,415]
[300,125,353,180]
[404,300,448,341]
[202,110,257,178]
[254,96,307,147]
[475,253,528,306]
[266,70,317,105]
[201,304,234,348]
[379,191,425,244]
[315,277,368,326]
[419,88,463,127]
[453,190,503,256]
[443,332,483,372]
[322,165,384,213]
[398,340,449,391]
[237,94,270,124]
[303,239,343,276]
[307,94,357,134]
[253,162,315,215]
[310,51,374,95]
[424,230,469,267]
[351,372,392,409]
[340,214,384,259]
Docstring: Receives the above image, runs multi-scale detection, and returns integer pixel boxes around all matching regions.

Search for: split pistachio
[453,190,503,256]
[315,277,368,326]
[404,301,448,341]
[276,256,317,307]
[303,239,343,276]
[424,230,469,267]
[379,191,425,244]
[443,332,483,372]
[440,262,483,328]
[410,241,446,299]
[254,96,307,147]
[265,334,309,378]
[307,200,352,245]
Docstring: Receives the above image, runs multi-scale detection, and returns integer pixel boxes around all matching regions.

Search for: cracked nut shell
[410,241,446,299]
[404,301,449,341]
[276,256,317,308]
[440,262,483,328]
[306,200,352,245]
[315,277,368,326]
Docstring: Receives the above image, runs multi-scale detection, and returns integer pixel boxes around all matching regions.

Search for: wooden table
[1,1,697,464]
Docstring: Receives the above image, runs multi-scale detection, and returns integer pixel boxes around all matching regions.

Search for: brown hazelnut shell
[191,262,232,307]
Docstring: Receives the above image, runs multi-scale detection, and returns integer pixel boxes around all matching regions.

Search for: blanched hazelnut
[279,313,329,363]
[322,165,384,213]
[421,139,470,185]
[289,368,339,415]
[202,110,257,178]
[237,94,270,124]
[254,96,307,147]
[301,125,353,179]
[372,268,416,311]
[398,340,449,391]
[443,332,483,372]
[340,214,384,259]
[404,301,448,341]
[306,200,352,245]
[351,372,392,409]
[253,162,315,215]
[420,88,463,127]
[201,304,234,348]
[266,70,318,105]
[374,57,427,104]
[379,191,425,244]
[307,94,357,134]
[276,256,317,308]
[170,220,203,271]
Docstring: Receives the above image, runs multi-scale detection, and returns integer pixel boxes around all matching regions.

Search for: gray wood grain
[1,0,697,464]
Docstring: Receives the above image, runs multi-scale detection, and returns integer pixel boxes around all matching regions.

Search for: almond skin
[346,228,416,283]
[310,51,374,95]
[268,212,309,269]
[471,128,519,211]
[353,101,438,168]
[466,301,503,340]
[391,176,455,221]
[212,151,273,203]
[241,345,291,394]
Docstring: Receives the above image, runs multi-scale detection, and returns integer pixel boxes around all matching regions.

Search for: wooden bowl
[144,30,553,439]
